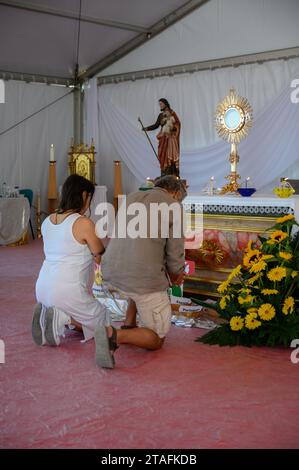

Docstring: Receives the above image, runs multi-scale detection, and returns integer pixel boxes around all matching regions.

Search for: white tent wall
[99,0,299,77]
[88,57,299,200]
[0,80,73,227]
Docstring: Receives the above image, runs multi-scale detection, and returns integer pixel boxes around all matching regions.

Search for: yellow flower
[247,273,262,285]
[258,304,276,321]
[238,295,254,305]
[239,288,251,294]
[276,214,294,224]
[249,260,267,273]
[261,289,279,295]
[219,295,230,310]
[243,249,262,267]
[247,308,258,315]
[228,265,242,282]
[291,271,298,279]
[269,230,288,243]
[217,280,230,294]
[282,296,295,315]
[279,251,293,260]
[262,255,274,261]
[267,266,287,282]
[267,239,275,245]
[245,312,261,330]
[245,239,253,252]
[230,316,244,331]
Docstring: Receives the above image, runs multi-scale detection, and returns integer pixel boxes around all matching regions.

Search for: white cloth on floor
[36,213,110,341]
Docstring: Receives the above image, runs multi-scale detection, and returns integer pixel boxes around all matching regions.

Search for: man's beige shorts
[126,290,172,338]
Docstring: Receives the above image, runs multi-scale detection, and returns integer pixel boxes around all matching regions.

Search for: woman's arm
[73,217,105,264]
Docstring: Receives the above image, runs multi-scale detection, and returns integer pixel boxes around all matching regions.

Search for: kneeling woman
[33,174,109,346]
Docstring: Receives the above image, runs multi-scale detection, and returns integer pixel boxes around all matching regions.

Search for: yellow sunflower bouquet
[195,214,299,346]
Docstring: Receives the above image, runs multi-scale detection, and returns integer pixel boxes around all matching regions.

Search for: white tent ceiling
[0,0,208,82]
[99,0,299,79]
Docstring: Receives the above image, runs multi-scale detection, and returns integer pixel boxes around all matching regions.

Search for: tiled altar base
[1,240,299,449]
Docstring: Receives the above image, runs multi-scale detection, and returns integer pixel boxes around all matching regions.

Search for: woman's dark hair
[57,174,95,214]
[159,98,171,109]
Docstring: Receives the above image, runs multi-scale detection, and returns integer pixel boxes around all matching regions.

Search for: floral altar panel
[183,193,299,297]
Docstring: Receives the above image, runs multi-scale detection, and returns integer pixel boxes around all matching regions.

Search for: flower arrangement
[194,214,299,346]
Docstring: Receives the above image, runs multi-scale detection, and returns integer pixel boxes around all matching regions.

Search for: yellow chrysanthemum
[276,214,294,224]
[245,312,261,330]
[249,260,267,274]
[230,316,244,331]
[262,255,274,261]
[269,230,288,243]
[219,295,230,310]
[261,289,279,295]
[238,295,254,305]
[245,239,253,253]
[243,249,262,267]
[247,273,262,285]
[239,288,251,294]
[217,280,230,294]
[228,265,242,282]
[267,266,287,282]
[291,271,298,279]
[247,308,258,315]
[279,252,293,260]
[282,296,295,315]
[258,303,276,321]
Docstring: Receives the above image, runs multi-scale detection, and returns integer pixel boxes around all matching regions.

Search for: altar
[182,193,299,297]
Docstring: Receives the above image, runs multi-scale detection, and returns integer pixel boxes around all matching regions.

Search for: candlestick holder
[48,160,57,214]
[113,160,123,212]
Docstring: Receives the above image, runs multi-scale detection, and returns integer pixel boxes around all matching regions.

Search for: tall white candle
[50,144,55,161]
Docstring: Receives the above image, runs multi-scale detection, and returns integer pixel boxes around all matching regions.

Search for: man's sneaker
[95,325,118,369]
[45,307,71,346]
[32,303,48,346]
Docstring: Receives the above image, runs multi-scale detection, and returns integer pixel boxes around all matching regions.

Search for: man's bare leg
[70,318,83,332]
[123,298,137,328]
[107,325,164,351]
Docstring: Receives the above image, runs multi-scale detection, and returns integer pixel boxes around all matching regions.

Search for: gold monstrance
[215,89,253,193]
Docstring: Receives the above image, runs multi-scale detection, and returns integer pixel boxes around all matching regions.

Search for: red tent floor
[1,240,299,449]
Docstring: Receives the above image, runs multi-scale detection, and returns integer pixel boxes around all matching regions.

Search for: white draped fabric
[91,58,299,197]
[0,81,73,214]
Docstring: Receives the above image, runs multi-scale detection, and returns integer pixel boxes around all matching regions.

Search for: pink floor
[1,240,299,449]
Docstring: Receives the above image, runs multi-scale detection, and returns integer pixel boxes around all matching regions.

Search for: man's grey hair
[154,175,187,201]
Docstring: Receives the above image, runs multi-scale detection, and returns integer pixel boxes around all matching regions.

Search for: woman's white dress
[36,213,109,340]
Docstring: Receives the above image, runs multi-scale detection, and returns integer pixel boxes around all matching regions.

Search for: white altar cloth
[183,193,299,221]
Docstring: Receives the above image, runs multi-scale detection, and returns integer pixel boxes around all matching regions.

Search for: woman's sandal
[95,325,118,369]
[108,326,119,351]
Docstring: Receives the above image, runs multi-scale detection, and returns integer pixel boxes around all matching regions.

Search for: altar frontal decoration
[194,214,299,346]
[215,88,253,194]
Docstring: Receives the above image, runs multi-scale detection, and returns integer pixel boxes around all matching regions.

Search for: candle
[209,176,215,195]
[245,177,250,188]
[50,144,55,162]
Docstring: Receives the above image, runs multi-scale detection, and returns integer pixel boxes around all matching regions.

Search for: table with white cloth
[183,193,299,297]
[0,196,30,245]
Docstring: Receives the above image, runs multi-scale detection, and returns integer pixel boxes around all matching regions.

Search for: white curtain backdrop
[91,58,299,199]
[0,81,73,215]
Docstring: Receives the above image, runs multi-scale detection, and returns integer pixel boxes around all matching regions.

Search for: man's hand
[168,271,185,286]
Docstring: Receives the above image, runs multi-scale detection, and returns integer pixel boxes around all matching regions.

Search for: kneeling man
[96,175,187,368]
